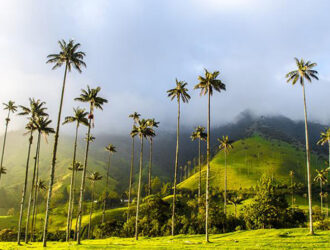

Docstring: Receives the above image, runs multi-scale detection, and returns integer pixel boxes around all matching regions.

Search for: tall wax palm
[314,169,328,214]
[286,58,318,234]
[101,144,117,224]
[75,86,107,244]
[127,112,140,220]
[43,39,86,247]
[289,170,295,211]
[63,107,88,241]
[218,136,233,215]
[146,118,159,196]
[25,116,54,243]
[0,100,17,183]
[87,171,102,239]
[191,126,206,202]
[131,119,155,240]
[17,98,47,245]
[194,69,226,242]
[167,79,190,236]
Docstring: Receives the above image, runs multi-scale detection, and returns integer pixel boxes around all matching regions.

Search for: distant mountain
[0,111,328,214]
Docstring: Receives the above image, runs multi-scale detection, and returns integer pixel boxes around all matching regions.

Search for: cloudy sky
[0,0,329,135]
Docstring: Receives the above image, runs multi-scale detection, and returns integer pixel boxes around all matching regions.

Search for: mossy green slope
[178,135,324,191]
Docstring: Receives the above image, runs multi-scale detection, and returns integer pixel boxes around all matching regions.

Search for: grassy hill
[179,134,324,191]
[1,228,329,249]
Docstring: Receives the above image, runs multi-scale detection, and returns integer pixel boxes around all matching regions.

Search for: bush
[0,229,16,241]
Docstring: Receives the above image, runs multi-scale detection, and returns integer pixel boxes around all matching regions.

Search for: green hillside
[178,135,324,191]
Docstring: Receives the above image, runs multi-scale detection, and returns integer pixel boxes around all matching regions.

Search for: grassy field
[0,228,329,249]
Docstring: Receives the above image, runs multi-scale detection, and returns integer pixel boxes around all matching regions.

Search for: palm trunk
[0,110,10,183]
[302,84,313,235]
[127,136,135,221]
[102,152,111,224]
[87,182,94,239]
[198,139,201,203]
[148,138,153,196]
[320,181,323,214]
[17,130,33,245]
[43,62,68,247]
[66,123,79,241]
[31,140,41,242]
[234,204,237,217]
[291,175,294,212]
[77,111,92,244]
[135,136,143,240]
[205,91,210,242]
[224,151,227,215]
[32,185,39,241]
[25,132,41,243]
[171,99,180,236]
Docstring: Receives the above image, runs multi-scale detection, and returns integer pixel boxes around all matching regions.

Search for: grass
[0,228,329,249]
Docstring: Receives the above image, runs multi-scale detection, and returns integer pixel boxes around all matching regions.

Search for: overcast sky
[0,0,329,135]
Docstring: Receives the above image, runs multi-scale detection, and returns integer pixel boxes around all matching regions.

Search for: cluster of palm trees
[0,37,328,244]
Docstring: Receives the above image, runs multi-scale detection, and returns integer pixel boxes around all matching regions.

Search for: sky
[0,0,329,135]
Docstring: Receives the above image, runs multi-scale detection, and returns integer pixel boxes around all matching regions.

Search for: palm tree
[87,171,102,239]
[146,118,159,196]
[131,119,155,240]
[218,135,233,215]
[31,179,46,241]
[286,58,318,234]
[167,79,190,236]
[127,112,140,221]
[25,116,54,243]
[228,196,244,217]
[314,169,328,214]
[43,39,86,247]
[195,69,226,242]
[75,85,107,244]
[0,100,17,183]
[63,107,88,241]
[0,166,6,176]
[17,98,47,245]
[289,170,295,211]
[101,144,117,224]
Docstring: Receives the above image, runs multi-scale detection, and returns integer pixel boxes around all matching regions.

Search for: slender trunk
[31,139,41,242]
[171,99,180,236]
[0,110,10,183]
[291,175,294,213]
[102,152,111,224]
[43,63,68,247]
[135,136,143,240]
[25,132,41,243]
[77,111,92,244]
[66,123,79,241]
[32,186,39,241]
[88,182,94,239]
[205,91,210,242]
[148,139,153,196]
[127,136,135,221]
[198,139,201,203]
[302,84,313,235]
[17,130,33,245]
[320,181,323,214]
[234,204,237,217]
[224,152,227,215]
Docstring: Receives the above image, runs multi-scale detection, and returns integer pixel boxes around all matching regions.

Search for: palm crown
[131,119,155,139]
[46,39,86,73]
[167,79,191,103]
[314,169,328,184]
[129,112,141,124]
[218,136,234,153]
[286,58,318,86]
[87,171,103,182]
[63,107,89,127]
[0,166,7,175]
[105,144,117,153]
[191,126,207,141]
[68,161,84,172]
[3,100,17,113]
[194,69,226,95]
[317,128,330,146]
[75,85,108,118]
[18,98,48,120]
[37,180,47,191]
[32,116,55,142]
